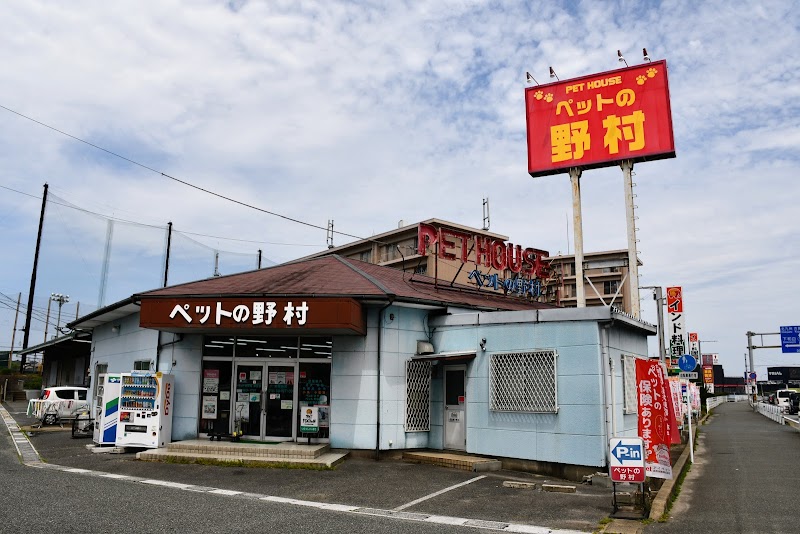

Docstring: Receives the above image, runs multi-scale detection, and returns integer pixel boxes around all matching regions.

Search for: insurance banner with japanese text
[636,359,673,479]
[525,60,675,177]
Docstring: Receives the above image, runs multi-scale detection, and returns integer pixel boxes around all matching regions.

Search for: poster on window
[636,359,673,479]
[317,405,329,428]
[202,396,218,419]
[203,369,220,393]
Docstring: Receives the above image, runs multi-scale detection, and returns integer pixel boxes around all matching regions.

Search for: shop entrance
[444,365,466,451]
[201,335,332,443]
[235,362,296,441]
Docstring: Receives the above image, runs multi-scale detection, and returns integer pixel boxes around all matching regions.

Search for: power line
[0,104,370,243]
[1,184,318,248]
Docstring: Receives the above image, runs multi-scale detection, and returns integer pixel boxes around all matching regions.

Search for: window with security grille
[623,355,638,414]
[490,351,558,413]
[405,360,432,431]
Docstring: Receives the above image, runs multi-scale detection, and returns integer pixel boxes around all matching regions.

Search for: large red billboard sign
[525,60,675,177]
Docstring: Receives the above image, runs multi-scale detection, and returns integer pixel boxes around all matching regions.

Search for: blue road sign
[678,354,697,372]
[780,326,800,353]
[612,442,643,464]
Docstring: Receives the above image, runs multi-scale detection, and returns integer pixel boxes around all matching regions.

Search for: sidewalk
[2,399,617,533]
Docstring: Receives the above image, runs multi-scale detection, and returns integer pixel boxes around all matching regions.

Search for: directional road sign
[678,354,697,372]
[780,326,800,353]
[609,437,646,483]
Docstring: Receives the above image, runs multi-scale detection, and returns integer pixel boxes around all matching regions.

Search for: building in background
[304,219,556,303]
[305,220,642,316]
[547,250,640,315]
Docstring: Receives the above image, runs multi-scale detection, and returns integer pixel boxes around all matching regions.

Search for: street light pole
[50,293,69,339]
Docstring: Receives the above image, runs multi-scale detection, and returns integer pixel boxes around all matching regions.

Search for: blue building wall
[329,304,430,451]
[420,308,653,468]
[87,303,652,469]
[89,312,203,441]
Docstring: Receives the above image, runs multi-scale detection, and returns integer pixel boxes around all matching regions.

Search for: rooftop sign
[525,60,675,177]
[417,222,549,279]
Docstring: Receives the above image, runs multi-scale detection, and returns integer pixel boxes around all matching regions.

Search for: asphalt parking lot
[4,400,616,532]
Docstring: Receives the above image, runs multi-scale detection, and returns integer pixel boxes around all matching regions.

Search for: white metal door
[444,366,466,451]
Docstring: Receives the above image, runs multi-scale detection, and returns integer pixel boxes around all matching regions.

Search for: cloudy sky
[1,0,798,380]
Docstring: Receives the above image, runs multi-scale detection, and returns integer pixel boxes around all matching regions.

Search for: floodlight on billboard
[525,60,675,177]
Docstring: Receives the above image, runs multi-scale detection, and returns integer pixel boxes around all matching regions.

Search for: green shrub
[23,374,42,390]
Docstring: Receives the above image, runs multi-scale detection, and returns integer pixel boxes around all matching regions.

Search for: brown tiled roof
[137,255,554,312]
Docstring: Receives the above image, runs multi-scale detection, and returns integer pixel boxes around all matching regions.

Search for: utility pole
[50,293,69,339]
[641,286,665,362]
[43,298,52,343]
[21,183,48,373]
[7,293,21,368]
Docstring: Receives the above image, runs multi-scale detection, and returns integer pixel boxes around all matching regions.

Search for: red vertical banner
[636,359,674,479]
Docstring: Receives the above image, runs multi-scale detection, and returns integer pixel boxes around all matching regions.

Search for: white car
[774,389,798,413]
[29,386,89,425]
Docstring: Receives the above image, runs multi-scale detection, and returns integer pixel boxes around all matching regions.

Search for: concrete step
[136,448,348,468]
[165,439,330,459]
[403,451,502,472]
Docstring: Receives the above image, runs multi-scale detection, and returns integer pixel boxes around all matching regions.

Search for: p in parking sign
[609,437,646,483]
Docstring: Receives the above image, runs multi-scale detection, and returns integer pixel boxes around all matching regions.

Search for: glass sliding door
[235,364,264,438]
[264,365,295,438]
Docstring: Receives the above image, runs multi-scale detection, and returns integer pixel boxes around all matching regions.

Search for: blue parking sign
[780,326,800,353]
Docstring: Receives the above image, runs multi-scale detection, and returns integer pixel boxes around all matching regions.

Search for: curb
[647,411,707,521]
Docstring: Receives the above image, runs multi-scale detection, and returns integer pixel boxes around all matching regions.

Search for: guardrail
[706,397,727,412]
[754,402,785,425]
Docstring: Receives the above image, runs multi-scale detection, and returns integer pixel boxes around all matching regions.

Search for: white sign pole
[569,167,585,308]
[685,381,694,463]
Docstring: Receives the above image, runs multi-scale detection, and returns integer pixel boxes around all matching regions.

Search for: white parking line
[393,475,486,511]
[0,405,586,534]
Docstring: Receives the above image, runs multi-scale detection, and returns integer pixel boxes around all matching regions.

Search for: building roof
[136,254,554,312]
[299,218,510,260]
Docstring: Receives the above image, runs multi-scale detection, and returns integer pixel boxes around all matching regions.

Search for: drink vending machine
[116,372,174,448]
[93,373,122,445]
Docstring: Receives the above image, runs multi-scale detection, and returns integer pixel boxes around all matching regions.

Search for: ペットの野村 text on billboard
[525,60,675,177]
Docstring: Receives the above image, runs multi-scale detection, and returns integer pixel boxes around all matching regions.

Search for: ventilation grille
[405,360,432,431]
[490,351,558,413]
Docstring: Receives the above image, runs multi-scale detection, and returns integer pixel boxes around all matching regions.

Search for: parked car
[31,386,89,425]
[787,393,800,415]
[775,389,799,413]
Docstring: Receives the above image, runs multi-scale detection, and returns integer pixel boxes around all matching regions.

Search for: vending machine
[116,372,174,448]
[93,373,122,445]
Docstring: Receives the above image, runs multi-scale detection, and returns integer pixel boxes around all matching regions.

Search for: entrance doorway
[235,362,295,441]
[444,365,466,451]
[201,335,332,443]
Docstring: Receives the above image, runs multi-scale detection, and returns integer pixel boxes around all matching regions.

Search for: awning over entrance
[412,351,477,363]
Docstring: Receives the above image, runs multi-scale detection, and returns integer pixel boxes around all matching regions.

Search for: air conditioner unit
[417,340,435,355]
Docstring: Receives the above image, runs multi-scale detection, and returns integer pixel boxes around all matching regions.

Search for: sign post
[609,437,646,517]
[300,406,319,444]
[609,437,646,483]
[677,366,695,464]
[780,326,800,353]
